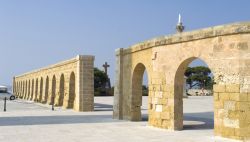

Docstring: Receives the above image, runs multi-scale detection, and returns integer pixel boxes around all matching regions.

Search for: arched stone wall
[13,55,94,112]
[114,22,250,140]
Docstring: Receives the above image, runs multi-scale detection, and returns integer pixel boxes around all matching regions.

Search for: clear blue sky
[0,0,249,86]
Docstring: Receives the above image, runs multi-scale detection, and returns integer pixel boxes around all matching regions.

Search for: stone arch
[68,72,75,108]
[44,76,49,103]
[30,79,34,100]
[58,74,65,106]
[27,80,30,100]
[22,81,24,98]
[173,57,214,130]
[20,81,22,97]
[34,78,39,101]
[50,75,56,105]
[39,77,43,102]
[22,81,25,96]
[18,82,21,97]
[130,63,148,121]
[19,82,21,97]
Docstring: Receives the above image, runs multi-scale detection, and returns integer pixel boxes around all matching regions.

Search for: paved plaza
[0,96,239,142]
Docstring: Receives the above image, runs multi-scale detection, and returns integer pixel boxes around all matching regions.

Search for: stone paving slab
[0,96,240,142]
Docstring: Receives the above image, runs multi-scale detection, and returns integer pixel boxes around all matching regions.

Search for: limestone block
[155,105,163,112]
[229,93,248,101]
[224,101,236,111]
[235,128,250,137]
[219,93,229,101]
[226,84,240,93]
[161,112,171,120]
[224,118,239,128]
[214,85,226,93]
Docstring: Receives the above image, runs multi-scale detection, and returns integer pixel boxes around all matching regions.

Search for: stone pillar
[213,81,250,141]
[74,55,94,112]
[113,48,124,119]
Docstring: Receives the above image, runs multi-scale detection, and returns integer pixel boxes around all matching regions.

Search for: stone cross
[103,62,110,75]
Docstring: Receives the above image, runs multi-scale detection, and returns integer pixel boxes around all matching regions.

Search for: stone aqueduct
[13,55,94,111]
[113,22,250,140]
[12,22,250,141]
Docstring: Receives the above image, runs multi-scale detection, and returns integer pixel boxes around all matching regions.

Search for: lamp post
[176,14,185,33]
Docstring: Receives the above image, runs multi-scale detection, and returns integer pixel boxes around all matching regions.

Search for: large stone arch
[173,57,214,130]
[114,22,250,140]
[130,63,149,121]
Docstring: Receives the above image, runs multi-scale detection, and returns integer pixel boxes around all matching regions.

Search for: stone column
[214,75,250,140]
[75,55,94,112]
[113,48,124,119]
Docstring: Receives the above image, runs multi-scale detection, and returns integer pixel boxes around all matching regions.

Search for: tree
[94,67,109,95]
[184,66,213,89]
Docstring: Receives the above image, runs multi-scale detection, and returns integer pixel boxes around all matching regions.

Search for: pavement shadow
[0,114,121,126]
[183,111,214,130]
[94,103,113,111]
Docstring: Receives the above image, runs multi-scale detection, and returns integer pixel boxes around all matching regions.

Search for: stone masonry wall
[13,55,94,112]
[114,22,250,141]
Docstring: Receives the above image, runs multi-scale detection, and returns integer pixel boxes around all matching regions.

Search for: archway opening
[35,79,38,101]
[58,74,65,106]
[44,76,49,104]
[39,77,43,102]
[131,63,149,121]
[24,81,27,99]
[174,58,214,130]
[27,80,30,100]
[51,75,56,105]
[30,79,34,100]
[68,72,75,109]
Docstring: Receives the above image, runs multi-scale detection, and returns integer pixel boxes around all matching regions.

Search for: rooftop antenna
[176,14,185,33]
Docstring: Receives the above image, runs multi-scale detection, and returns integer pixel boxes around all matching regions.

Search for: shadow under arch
[35,78,39,101]
[39,77,43,102]
[27,80,30,100]
[50,75,56,105]
[44,76,49,104]
[30,79,34,100]
[174,57,214,130]
[67,72,75,109]
[130,63,149,121]
[58,74,65,106]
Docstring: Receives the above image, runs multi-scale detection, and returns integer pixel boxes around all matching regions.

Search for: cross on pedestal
[103,62,110,75]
